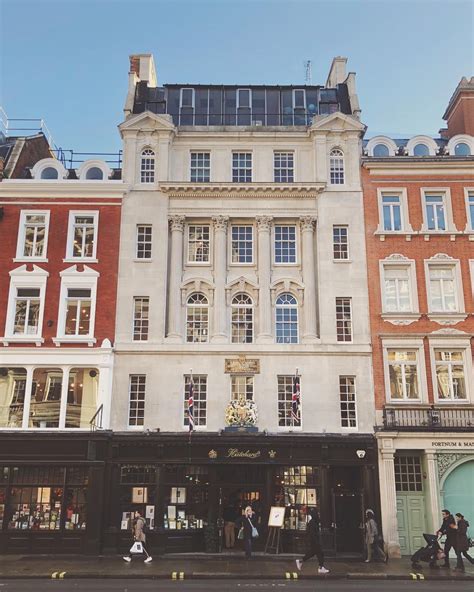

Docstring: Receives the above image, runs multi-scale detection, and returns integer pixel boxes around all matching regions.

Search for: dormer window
[85,167,104,180]
[454,142,471,156]
[41,167,59,179]
[180,88,195,125]
[413,143,430,157]
[373,144,390,157]
[237,89,251,125]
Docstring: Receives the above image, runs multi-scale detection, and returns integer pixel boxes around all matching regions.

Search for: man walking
[295,508,329,574]
[436,509,456,568]
[123,510,153,563]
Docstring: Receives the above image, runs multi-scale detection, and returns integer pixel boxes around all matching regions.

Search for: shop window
[0,467,8,528]
[65,467,88,530]
[29,368,63,428]
[0,367,27,428]
[274,466,319,530]
[231,375,253,400]
[394,456,423,492]
[277,375,301,428]
[163,465,209,531]
[119,464,156,532]
[66,368,99,428]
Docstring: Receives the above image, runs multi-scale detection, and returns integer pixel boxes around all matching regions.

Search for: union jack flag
[291,374,300,425]
[188,377,195,433]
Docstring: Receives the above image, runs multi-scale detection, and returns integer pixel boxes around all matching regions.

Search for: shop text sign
[432,441,474,448]
[226,448,261,459]
[208,448,277,460]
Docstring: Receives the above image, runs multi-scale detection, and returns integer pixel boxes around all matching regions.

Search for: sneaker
[295,559,302,571]
[122,556,131,562]
[144,556,153,563]
[364,559,370,563]
[318,566,329,574]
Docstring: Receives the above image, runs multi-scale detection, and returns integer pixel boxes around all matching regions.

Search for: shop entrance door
[332,491,364,554]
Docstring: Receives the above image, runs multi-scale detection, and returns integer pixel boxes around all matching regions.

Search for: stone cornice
[0,181,127,200]
[362,157,474,176]
[159,182,325,198]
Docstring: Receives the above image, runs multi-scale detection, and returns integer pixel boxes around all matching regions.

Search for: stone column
[211,215,228,343]
[256,215,273,343]
[425,451,441,533]
[167,215,185,341]
[379,448,401,558]
[300,216,318,342]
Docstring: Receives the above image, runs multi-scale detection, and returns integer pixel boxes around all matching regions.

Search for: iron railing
[52,149,122,170]
[381,406,474,430]
[89,404,104,431]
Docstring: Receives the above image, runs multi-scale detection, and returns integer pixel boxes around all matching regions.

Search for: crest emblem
[225,396,258,427]
[208,449,218,459]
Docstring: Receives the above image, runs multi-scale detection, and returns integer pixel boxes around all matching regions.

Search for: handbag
[238,527,244,540]
[248,517,259,539]
[130,541,144,554]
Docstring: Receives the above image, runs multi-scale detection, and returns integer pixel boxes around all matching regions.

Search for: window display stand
[264,526,282,555]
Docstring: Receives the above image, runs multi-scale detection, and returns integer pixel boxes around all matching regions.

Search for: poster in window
[121,520,129,531]
[37,487,51,503]
[296,488,307,505]
[167,505,176,520]
[171,487,186,504]
[132,487,148,504]
[268,506,285,528]
[307,489,317,506]
[145,505,155,519]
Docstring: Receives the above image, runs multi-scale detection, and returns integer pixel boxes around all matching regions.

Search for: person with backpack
[123,510,153,563]
[451,513,474,572]
[295,508,329,574]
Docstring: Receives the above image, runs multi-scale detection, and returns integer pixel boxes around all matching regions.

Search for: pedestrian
[123,510,153,563]
[237,506,258,559]
[451,513,474,572]
[364,509,386,563]
[295,508,329,574]
[223,501,238,549]
[436,509,457,568]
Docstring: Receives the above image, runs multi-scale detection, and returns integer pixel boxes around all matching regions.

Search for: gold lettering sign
[226,448,261,459]
[225,356,260,374]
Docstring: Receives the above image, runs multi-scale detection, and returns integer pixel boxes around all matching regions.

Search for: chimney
[442,76,474,138]
[124,53,158,117]
[326,56,348,88]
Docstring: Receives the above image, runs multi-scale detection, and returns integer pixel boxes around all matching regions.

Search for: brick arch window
[140,148,155,183]
[329,148,344,185]
[186,293,209,343]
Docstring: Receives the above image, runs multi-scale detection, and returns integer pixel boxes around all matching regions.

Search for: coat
[365,518,378,545]
[133,516,146,542]
[439,514,456,541]
[455,519,470,553]
[237,514,257,541]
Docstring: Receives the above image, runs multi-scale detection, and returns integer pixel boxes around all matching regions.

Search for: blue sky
[1,0,473,153]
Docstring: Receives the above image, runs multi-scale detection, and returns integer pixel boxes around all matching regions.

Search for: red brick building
[362,78,474,558]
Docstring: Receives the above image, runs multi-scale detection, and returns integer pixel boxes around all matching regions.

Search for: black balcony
[380,406,474,431]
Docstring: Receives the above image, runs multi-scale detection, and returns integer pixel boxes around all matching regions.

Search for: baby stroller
[411,534,445,569]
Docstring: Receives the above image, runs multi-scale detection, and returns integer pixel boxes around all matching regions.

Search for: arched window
[373,144,390,157]
[275,293,298,344]
[186,293,208,343]
[85,167,104,180]
[413,143,429,157]
[454,142,471,156]
[140,148,155,183]
[329,148,344,184]
[41,167,59,180]
[231,293,253,343]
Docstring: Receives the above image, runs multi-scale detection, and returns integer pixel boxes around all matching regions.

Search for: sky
[1,0,473,154]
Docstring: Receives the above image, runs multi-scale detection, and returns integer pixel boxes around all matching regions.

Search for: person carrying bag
[237,506,258,559]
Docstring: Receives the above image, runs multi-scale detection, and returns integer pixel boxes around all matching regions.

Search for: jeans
[443,539,456,565]
[302,542,324,567]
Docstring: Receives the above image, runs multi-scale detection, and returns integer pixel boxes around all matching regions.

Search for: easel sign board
[268,506,285,528]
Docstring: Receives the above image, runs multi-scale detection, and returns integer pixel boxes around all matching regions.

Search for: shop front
[103,432,378,557]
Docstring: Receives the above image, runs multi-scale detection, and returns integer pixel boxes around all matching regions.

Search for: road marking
[171,571,177,580]
[410,573,417,579]
[179,572,184,580]
[59,571,66,579]
[51,572,58,579]
[417,573,425,580]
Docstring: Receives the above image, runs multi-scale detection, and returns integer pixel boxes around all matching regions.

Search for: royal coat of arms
[225,396,258,427]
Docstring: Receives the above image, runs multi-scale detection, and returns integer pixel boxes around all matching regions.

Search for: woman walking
[295,508,329,574]
[364,509,386,563]
[452,513,474,572]
[237,506,258,559]
[123,510,153,563]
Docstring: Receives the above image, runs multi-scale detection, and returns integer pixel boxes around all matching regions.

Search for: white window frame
[190,151,211,183]
[132,296,150,342]
[231,293,254,344]
[379,255,419,316]
[15,210,50,262]
[424,255,465,324]
[128,374,146,429]
[406,136,438,156]
[275,292,299,344]
[183,374,207,430]
[187,224,211,264]
[139,148,155,185]
[335,297,352,343]
[273,151,295,183]
[135,224,153,260]
[230,225,254,265]
[277,375,302,431]
[237,88,252,109]
[366,136,398,157]
[420,188,457,233]
[329,148,345,185]
[376,188,412,234]
[230,375,254,401]
[180,87,195,108]
[65,211,99,261]
[54,265,99,345]
[464,188,474,232]
[2,265,48,345]
[339,375,358,429]
[332,225,350,261]
[186,292,209,343]
[292,89,306,109]
[428,338,472,404]
[231,152,252,183]
[273,224,297,265]
[382,339,427,404]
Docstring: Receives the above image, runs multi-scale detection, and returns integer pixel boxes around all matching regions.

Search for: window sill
[133,258,153,263]
[186,262,211,266]
[385,400,426,406]
[1,336,44,346]
[427,312,467,326]
[375,230,415,242]
[63,258,98,264]
[381,313,421,326]
[333,259,352,264]
[229,262,255,267]
[53,337,97,347]
[434,400,472,406]
[13,257,48,263]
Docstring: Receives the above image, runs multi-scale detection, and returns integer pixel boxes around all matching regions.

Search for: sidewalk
[0,553,473,581]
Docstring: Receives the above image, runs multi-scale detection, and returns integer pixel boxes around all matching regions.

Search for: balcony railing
[380,406,474,431]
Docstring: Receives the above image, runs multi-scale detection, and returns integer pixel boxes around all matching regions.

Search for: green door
[443,460,474,521]
[396,494,426,555]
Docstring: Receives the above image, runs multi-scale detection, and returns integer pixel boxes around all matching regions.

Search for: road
[0,581,473,592]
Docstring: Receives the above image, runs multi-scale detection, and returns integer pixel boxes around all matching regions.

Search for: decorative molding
[224,355,260,374]
[381,314,421,326]
[428,253,455,262]
[211,215,229,232]
[256,215,273,231]
[427,313,467,326]
[169,214,185,232]
[437,453,466,479]
[299,216,316,232]
[430,327,469,336]
[225,276,259,305]
[384,253,411,262]
[159,182,324,198]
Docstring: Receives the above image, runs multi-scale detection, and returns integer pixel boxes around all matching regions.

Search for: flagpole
[188,368,194,446]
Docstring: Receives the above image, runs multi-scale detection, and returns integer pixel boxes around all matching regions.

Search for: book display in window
[119,465,156,531]
[163,465,208,531]
[273,466,320,531]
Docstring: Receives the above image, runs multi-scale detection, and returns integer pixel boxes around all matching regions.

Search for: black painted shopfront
[0,432,379,556]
